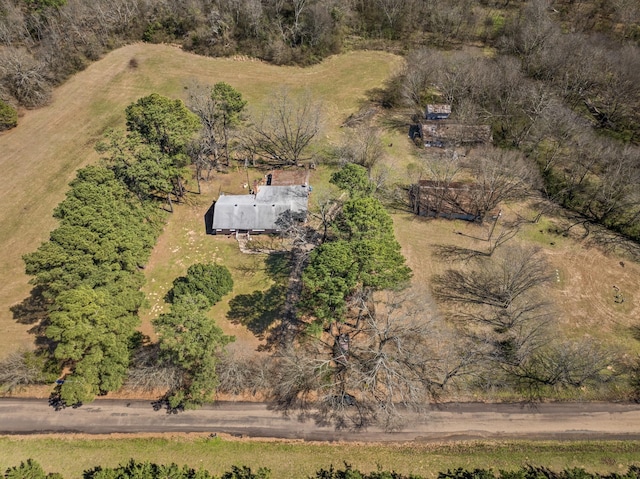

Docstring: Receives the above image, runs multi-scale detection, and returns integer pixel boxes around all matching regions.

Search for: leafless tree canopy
[0,350,46,392]
[216,350,273,397]
[432,246,620,395]
[247,89,323,166]
[187,81,223,170]
[433,246,551,313]
[338,123,386,172]
[268,290,475,430]
[506,338,619,390]
[465,147,540,214]
[0,47,51,108]
[125,345,183,393]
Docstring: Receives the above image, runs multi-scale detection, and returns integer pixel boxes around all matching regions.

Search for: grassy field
[1,436,640,479]
[0,43,403,358]
[392,207,640,361]
[1,39,639,395]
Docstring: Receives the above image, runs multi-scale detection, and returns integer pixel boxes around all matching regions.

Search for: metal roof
[426,104,452,115]
[212,185,309,231]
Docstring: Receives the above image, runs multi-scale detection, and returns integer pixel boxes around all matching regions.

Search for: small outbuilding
[409,180,499,222]
[425,104,452,121]
[411,122,493,148]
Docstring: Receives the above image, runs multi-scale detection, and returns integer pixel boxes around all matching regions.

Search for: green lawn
[1,437,639,479]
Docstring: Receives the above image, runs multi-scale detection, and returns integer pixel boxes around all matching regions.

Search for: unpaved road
[1,399,639,441]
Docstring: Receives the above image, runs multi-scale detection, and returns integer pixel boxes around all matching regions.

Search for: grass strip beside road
[0,436,639,479]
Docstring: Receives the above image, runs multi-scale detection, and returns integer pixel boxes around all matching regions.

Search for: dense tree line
[1,0,637,110]
[22,165,165,405]
[6,459,640,479]
[16,93,207,406]
[392,31,640,244]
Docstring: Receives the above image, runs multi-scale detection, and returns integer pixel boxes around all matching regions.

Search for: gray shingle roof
[212,185,309,232]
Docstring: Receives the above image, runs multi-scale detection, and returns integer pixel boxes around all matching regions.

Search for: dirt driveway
[1,398,639,442]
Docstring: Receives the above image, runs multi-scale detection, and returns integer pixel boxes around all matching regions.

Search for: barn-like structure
[409,180,499,222]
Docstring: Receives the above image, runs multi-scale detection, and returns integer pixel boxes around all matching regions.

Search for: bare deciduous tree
[376,0,406,30]
[0,350,46,392]
[248,88,323,166]
[465,147,539,218]
[433,245,554,384]
[187,81,223,169]
[506,338,619,391]
[501,0,560,74]
[125,345,183,393]
[0,47,51,108]
[186,136,211,193]
[425,0,471,45]
[400,49,443,111]
[269,290,475,430]
[432,220,521,261]
[338,123,386,172]
[432,246,616,396]
[432,246,552,313]
[216,349,273,397]
[414,148,536,223]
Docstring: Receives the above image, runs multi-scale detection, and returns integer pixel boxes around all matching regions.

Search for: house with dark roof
[409,180,499,222]
[211,184,309,235]
[412,122,493,148]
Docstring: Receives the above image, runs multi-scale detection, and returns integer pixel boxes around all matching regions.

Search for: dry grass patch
[392,203,640,364]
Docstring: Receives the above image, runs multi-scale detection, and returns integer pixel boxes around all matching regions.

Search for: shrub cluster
[6,460,640,479]
[0,99,18,130]
[166,263,234,306]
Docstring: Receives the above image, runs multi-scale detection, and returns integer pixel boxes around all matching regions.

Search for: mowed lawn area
[0,43,403,358]
[1,436,640,479]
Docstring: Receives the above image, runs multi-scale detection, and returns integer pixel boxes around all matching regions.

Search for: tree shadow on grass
[10,286,56,352]
[9,286,51,348]
[264,252,290,282]
[227,285,287,339]
[10,286,48,326]
[227,253,290,346]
